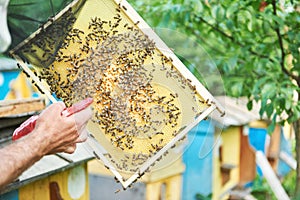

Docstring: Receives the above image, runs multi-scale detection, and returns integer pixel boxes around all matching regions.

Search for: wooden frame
[0,97,45,117]
[10,0,224,188]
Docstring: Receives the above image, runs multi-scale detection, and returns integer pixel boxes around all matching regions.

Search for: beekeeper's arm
[0,102,92,190]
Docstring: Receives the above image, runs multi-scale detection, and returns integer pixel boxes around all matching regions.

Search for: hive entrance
[10,0,223,188]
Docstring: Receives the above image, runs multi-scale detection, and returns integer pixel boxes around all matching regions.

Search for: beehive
[10,0,224,189]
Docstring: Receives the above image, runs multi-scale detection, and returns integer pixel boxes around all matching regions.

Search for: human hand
[29,101,92,155]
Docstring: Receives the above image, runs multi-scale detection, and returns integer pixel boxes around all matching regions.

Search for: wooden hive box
[0,144,93,200]
[0,97,93,199]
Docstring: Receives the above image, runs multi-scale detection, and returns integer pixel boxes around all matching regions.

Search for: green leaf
[253,77,269,96]
[262,36,277,43]
[193,1,203,12]
[227,56,238,69]
[211,5,218,20]
[261,83,276,99]
[265,103,274,118]
[228,79,243,97]
[247,100,253,110]
[271,15,285,27]
[260,98,267,116]
[285,100,292,110]
[247,19,253,32]
[267,114,277,134]
[216,5,225,21]
[226,3,238,18]
[225,19,234,30]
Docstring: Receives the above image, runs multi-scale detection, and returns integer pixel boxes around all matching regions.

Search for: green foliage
[127,0,300,195]
[282,170,297,199]
[251,175,276,200]
[5,0,300,126]
[252,170,298,200]
[195,193,212,200]
[128,0,300,129]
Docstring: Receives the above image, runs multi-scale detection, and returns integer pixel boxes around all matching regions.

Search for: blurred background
[0,0,299,199]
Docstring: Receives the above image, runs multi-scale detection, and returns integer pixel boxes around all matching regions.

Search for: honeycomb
[10,0,223,188]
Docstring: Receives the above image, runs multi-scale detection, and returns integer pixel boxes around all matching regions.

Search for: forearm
[0,133,44,190]
[0,102,92,190]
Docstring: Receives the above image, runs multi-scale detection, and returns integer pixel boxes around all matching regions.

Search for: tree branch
[195,11,300,86]
[271,0,300,85]
[195,14,273,61]
[184,26,226,55]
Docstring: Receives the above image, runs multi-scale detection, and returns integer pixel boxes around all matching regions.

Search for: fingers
[46,143,77,155]
[55,106,91,153]
[37,101,66,123]
[45,101,66,114]
[35,101,92,155]
[55,101,67,110]
[63,106,92,142]
[70,106,93,127]
[64,144,77,154]
[75,128,88,143]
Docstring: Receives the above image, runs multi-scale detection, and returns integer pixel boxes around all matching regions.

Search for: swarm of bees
[11,0,222,187]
